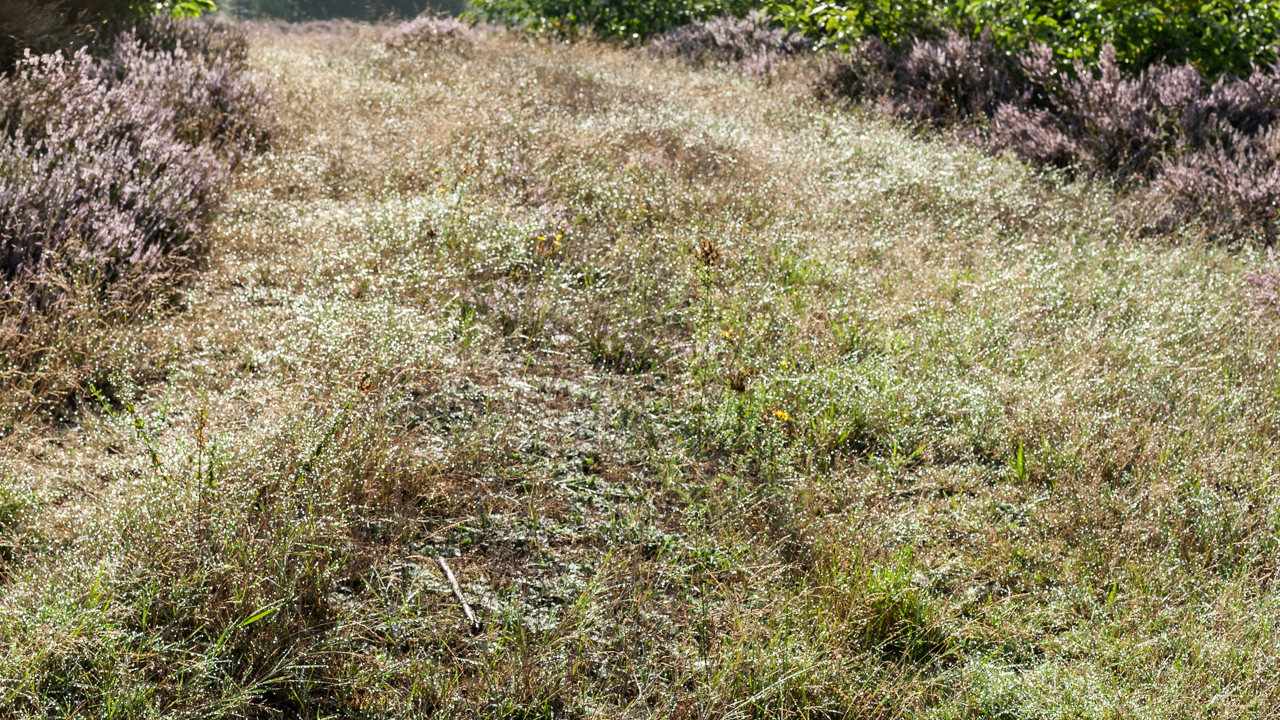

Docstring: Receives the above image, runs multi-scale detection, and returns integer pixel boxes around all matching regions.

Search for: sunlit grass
[2,20,1280,718]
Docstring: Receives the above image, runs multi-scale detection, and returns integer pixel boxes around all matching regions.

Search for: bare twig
[434,555,481,633]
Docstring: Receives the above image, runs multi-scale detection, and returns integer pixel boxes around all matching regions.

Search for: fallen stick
[435,555,482,633]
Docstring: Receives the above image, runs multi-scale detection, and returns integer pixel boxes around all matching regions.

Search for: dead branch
[435,555,482,633]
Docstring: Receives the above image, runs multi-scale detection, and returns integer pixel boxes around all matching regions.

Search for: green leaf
[239,601,283,627]
[171,0,218,18]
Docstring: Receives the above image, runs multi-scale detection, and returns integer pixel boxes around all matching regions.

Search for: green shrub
[766,0,943,51]
[965,0,1280,78]
[469,0,761,41]
[768,0,1280,79]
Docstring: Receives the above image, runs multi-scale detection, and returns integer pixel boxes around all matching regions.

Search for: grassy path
[4,22,1280,718]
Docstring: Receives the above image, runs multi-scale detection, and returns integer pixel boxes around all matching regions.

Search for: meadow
[4,15,1280,718]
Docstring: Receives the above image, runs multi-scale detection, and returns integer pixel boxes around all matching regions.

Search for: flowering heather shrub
[1,50,214,293]
[991,45,1280,235]
[818,33,1280,237]
[1146,131,1280,234]
[992,45,1206,179]
[0,0,130,74]
[812,36,894,104]
[0,29,272,296]
[1,21,270,413]
[1244,254,1280,312]
[647,11,809,77]
[103,28,271,154]
[815,30,1026,121]
[897,29,1027,123]
[0,0,75,74]
[0,1,225,76]
[382,16,476,50]
[115,14,252,69]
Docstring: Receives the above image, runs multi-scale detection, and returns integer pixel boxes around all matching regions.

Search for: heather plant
[0,1,81,74]
[992,45,1217,180]
[1244,252,1280,311]
[0,48,220,292]
[0,22,271,414]
[987,45,1280,235]
[382,15,477,49]
[816,29,1026,121]
[0,0,218,74]
[811,29,1280,236]
[111,14,253,68]
[646,10,809,76]
[100,25,271,153]
[0,33,271,291]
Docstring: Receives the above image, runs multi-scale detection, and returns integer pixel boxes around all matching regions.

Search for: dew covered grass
[2,21,1280,718]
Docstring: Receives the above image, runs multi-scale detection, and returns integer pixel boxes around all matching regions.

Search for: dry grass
[3,20,1280,718]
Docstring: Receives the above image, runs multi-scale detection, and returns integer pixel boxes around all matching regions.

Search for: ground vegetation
[6,11,1280,720]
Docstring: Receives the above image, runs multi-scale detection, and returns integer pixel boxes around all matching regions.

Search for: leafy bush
[966,0,1280,79]
[469,0,761,41]
[647,10,809,76]
[767,0,943,51]
[771,0,1280,80]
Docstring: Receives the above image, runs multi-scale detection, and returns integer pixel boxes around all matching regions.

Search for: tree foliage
[768,0,1280,79]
